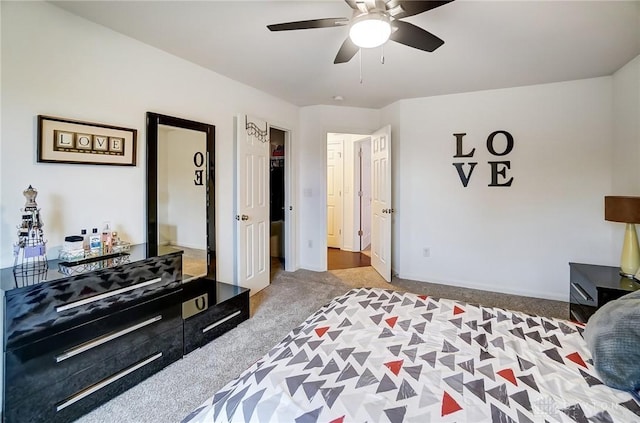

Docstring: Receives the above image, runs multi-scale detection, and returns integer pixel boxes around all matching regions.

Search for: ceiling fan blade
[267,18,349,31]
[334,37,359,64]
[386,0,454,19]
[390,20,444,52]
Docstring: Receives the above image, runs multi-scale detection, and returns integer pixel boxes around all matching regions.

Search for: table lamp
[605,196,640,278]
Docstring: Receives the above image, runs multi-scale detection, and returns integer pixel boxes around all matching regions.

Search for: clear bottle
[89,228,101,254]
[101,223,112,254]
[81,229,89,251]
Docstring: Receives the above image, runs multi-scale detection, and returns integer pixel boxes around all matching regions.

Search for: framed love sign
[37,115,137,166]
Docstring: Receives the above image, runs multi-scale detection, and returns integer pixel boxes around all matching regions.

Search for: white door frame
[269,122,296,272]
[322,127,379,271]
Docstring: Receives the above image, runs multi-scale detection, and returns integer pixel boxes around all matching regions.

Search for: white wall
[380,78,616,301]
[298,105,380,270]
[610,55,640,264]
[612,55,640,195]
[0,1,299,287]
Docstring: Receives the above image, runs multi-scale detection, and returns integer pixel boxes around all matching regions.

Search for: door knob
[235,215,249,221]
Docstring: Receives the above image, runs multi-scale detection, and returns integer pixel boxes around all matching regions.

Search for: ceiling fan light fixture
[349,13,391,48]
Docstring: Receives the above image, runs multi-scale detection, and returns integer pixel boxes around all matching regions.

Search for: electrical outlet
[423,248,430,258]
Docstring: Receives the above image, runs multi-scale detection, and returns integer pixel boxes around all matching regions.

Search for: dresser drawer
[5,290,182,405]
[569,269,596,307]
[4,327,183,423]
[183,288,249,355]
[5,253,182,350]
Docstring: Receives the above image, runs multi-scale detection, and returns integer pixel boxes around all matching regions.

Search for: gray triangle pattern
[188,288,637,423]
[352,351,371,366]
[412,321,426,334]
[403,364,423,381]
[336,363,359,382]
[465,378,486,402]
[318,357,340,376]
[377,374,398,393]
[487,383,510,406]
[355,368,379,388]
[240,388,266,423]
[397,380,418,401]
[286,374,310,395]
[294,406,322,423]
[517,374,539,392]
[444,373,464,395]
[384,406,407,423]
[302,380,326,400]
[402,347,417,363]
[336,347,355,361]
[320,385,345,408]
[398,319,412,331]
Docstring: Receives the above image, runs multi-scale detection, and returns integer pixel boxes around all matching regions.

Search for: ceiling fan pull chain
[381,45,385,64]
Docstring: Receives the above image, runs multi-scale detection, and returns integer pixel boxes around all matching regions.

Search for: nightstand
[569,262,640,323]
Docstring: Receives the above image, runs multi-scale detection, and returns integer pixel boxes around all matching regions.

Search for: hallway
[327,247,370,270]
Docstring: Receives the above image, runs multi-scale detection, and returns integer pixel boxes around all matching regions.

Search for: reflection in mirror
[158,125,207,277]
[146,113,215,280]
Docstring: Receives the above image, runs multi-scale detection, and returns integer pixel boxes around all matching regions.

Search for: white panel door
[359,139,372,250]
[327,141,343,248]
[371,125,392,282]
[236,114,270,294]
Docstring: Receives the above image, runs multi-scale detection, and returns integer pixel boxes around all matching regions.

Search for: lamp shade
[349,13,391,48]
[604,196,640,223]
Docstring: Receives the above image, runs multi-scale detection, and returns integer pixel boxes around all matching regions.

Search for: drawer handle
[56,277,163,312]
[56,352,162,412]
[571,282,593,302]
[570,309,587,324]
[202,310,242,334]
[56,315,163,363]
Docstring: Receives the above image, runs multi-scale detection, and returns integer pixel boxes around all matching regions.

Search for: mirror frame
[146,112,215,278]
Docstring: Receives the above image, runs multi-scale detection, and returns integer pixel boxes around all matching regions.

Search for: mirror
[146,112,215,279]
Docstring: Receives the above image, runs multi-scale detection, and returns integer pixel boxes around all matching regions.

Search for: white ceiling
[52,0,640,109]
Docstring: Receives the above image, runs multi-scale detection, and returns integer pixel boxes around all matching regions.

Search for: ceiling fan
[267,0,454,64]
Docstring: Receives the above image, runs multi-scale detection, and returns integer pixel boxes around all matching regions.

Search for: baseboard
[396,272,567,302]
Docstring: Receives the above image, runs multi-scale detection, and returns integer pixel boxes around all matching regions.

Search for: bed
[182,288,640,423]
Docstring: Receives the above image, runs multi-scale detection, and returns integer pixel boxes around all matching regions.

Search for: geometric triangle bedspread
[182,288,640,423]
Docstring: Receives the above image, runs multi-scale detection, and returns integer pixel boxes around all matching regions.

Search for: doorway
[270,127,286,280]
[326,133,372,271]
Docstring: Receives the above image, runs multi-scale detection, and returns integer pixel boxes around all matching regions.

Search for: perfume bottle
[101,223,112,254]
[81,229,89,251]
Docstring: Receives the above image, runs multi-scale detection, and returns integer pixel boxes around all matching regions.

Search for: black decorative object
[13,185,48,287]
[452,131,515,188]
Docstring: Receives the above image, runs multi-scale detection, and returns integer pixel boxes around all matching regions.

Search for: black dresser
[2,245,249,423]
[569,262,640,323]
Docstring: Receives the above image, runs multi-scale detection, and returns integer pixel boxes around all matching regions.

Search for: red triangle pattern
[386,316,398,328]
[329,416,345,423]
[453,306,465,315]
[497,368,518,386]
[315,327,329,337]
[566,352,587,368]
[441,391,463,416]
[384,359,404,376]
[418,295,428,300]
